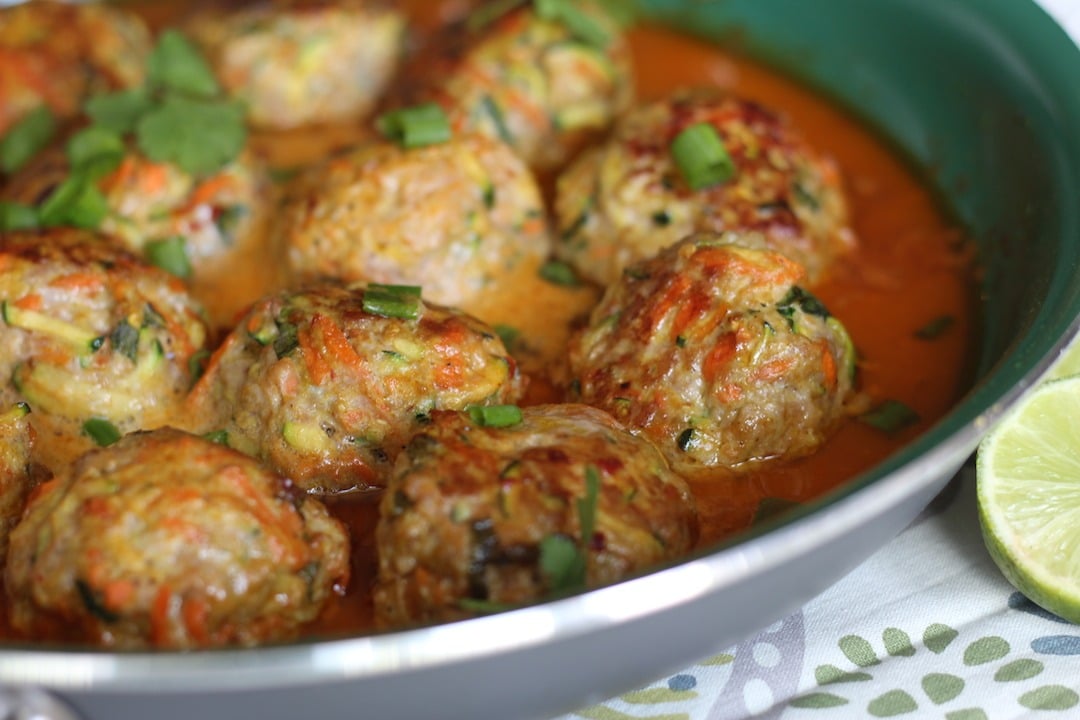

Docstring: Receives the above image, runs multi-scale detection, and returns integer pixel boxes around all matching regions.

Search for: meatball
[567,234,858,478]
[0,228,210,464]
[0,1,150,135]
[186,0,405,130]
[5,428,350,649]
[373,403,697,627]
[398,1,633,170]
[279,133,549,311]
[187,282,525,493]
[2,144,267,280]
[0,402,35,564]
[555,92,855,286]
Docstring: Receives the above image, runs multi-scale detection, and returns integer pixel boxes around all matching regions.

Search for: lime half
[1044,331,1080,381]
[977,376,1080,622]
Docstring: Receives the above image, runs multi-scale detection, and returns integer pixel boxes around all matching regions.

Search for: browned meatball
[567,234,858,478]
[397,1,633,170]
[278,133,549,312]
[555,92,855,285]
[5,428,349,649]
[0,402,35,564]
[374,403,697,627]
[0,1,150,135]
[0,228,210,466]
[2,144,267,281]
[186,0,406,130]
[187,282,525,493]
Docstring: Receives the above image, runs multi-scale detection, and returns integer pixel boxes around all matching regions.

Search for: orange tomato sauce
[12,2,977,640]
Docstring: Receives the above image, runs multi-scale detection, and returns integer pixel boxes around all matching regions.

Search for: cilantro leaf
[38,174,109,229]
[136,96,246,176]
[66,126,125,179]
[85,89,153,134]
[147,30,220,98]
[0,106,57,174]
[539,534,586,592]
[0,201,39,231]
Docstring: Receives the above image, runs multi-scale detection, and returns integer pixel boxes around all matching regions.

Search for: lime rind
[1043,331,1080,381]
[977,376,1080,622]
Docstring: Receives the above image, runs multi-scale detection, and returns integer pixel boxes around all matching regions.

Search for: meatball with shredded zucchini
[0,402,36,565]
[374,403,697,627]
[279,133,549,311]
[0,1,150,136]
[187,282,525,494]
[186,0,405,130]
[555,92,855,286]
[568,234,858,478]
[398,0,633,170]
[5,428,350,649]
[0,228,209,466]
[2,144,267,280]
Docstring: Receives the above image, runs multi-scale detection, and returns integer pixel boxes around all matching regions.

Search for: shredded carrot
[135,161,171,195]
[819,339,838,390]
[186,333,237,405]
[703,331,739,384]
[150,585,173,647]
[311,314,364,374]
[37,345,71,366]
[103,579,135,611]
[99,156,138,194]
[753,356,796,382]
[646,275,691,333]
[298,323,332,385]
[49,273,104,292]
[12,293,42,310]
[181,595,210,646]
[185,173,234,211]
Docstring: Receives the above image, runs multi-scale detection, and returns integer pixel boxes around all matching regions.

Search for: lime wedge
[1044,331,1080,381]
[977,375,1080,622]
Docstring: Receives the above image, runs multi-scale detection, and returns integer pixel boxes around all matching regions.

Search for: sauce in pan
[4,1,977,640]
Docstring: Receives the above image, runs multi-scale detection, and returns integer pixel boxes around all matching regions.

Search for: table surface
[557,2,1080,718]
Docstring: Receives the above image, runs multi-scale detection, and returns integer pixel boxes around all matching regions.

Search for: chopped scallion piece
[539,533,586,592]
[376,104,452,149]
[202,429,230,446]
[362,283,422,320]
[671,122,736,191]
[83,418,122,447]
[860,400,920,434]
[539,260,580,287]
[535,0,611,47]
[37,174,109,230]
[468,404,523,428]
[145,236,192,279]
[0,105,57,174]
[578,465,600,545]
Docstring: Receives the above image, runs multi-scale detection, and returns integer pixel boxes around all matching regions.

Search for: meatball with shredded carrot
[0,228,209,466]
[187,282,525,494]
[374,403,697,627]
[186,0,405,130]
[2,144,267,281]
[5,428,350,649]
[0,1,150,136]
[0,402,36,565]
[568,234,859,478]
[278,133,549,312]
[396,0,633,170]
[555,91,855,286]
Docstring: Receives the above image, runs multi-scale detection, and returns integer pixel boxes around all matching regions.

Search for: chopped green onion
[272,319,300,358]
[362,283,422,320]
[539,260,580,287]
[535,0,611,47]
[376,104,452,149]
[860,400,920,434]
[915,315,955,340]
[671,122,736,191]
[144,236,192,279]
[109,320,140,362]
[540,533,586,592]
[577,465,600,545]
[202,429,230,446]
[37,174,109,230]
[0,201,39,231]
[83,418,122,447]
[188,347,211,381]
[468,404,523,428]
[0,106,57,174]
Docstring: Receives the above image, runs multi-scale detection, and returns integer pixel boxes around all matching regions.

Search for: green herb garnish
[0,201,39,231]
[540,464,601,593]
[468,404,524,428]
[535,0,610,47]
[146,29,220,98]
[144,236,193,279]
[671,122,736,191]
[860,400,920,434]
[539,260,580,287]
[362,283,423,320]
[66,126,126,179]
[202,429,230,446]
[83,417,122,447]
[110,320,140,362]
[0,106,57,174]
[137,96,246,177]
[37,175,109,230]
[86,88,153,134]
[376,103,452,150]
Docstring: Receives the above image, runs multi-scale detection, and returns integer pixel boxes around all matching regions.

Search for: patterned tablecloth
[559,2,1080,718]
